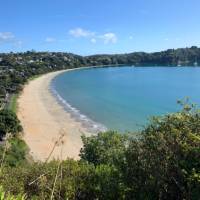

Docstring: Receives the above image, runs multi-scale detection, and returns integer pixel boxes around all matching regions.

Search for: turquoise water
[51,66,200,132]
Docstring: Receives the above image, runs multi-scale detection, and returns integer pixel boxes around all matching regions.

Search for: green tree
[124,103,200,199]
[0,109,22,139]
[1,160,125,199]
[0,103,200,199]
[80,131,129,166]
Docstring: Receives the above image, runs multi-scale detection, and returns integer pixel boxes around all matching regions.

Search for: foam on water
[50,66,200,132]
[50,82,107,133]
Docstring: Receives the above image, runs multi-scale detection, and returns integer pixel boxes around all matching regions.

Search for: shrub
[80,131,130,166]
[0,110,22,140]
[0,186,26,200]
[0,104,200,199]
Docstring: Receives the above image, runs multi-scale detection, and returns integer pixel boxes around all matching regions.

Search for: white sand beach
[17,70,92,161]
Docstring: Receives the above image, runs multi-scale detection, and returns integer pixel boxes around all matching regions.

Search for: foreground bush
[0,186,25,200]
[80,131,130,166]
[1,160,123,199]
[0,137,28,167]
[0,103,200,199]
[124,104,200,200]
[80,103,200,199]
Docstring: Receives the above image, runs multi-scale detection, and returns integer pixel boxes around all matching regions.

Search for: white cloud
[69,28,95,38]
[0,32,22,48]
[0,32,15,43]
[90,38,96,44]
[45,37,56,43]
[100,33,117,44]
[69,28,117,45]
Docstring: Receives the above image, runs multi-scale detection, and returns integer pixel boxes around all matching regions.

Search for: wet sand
[17,69,92,161]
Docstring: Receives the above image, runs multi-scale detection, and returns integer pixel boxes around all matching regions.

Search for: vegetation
[0,47,200,199]
[86,46,200,66]
[80,131,129,166]
[0,103,199,199]
[0,110,22,140]
[0,186,25,200]
[1,46,200,109]
[7,94,18,113]
[0,137,28,167]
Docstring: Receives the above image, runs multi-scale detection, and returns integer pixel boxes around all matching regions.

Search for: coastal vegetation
[0,47,200,199]
[0,186,25,200]
[0,102,199,199]
[1,46,200,110]
[0,109,22,140]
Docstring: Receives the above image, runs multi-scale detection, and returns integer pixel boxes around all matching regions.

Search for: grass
[7,74,43,113]
[7,94,18,113]
[8,94,18,113]
[1,74,43,169]
[27,74,43,82]
[0,136,28,168]
[0,186,26,200]
[6,137,28,167]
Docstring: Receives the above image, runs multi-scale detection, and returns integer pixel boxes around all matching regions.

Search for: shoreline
[17,68,94,161]
[50,84,107,133]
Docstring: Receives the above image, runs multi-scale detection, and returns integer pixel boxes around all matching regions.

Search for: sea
[51,66,200,132]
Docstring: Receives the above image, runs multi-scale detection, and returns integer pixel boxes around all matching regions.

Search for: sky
[0,0,200,55]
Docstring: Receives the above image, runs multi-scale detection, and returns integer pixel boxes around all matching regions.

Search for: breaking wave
[50,83,107,133]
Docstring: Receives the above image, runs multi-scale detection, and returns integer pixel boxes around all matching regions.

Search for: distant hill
[0,46,200,109]
[86,46,200,66]
[1,46,200,68]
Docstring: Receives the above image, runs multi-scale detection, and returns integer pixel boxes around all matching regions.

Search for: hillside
[1,46,200,110]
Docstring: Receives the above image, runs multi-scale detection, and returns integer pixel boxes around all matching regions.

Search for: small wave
[50,83,107,133]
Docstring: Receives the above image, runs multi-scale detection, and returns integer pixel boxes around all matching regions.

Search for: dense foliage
[0,110,22,139]
[0,104,199,199]
[1,47,200,199]
[80,131,129,166]
[86,46,200,66]
[1,46,200,109]
[123,104,200,200]
[0,137,28,167]
[0,186,25,200]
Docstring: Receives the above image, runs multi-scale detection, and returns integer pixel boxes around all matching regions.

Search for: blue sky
[0,0,200,55]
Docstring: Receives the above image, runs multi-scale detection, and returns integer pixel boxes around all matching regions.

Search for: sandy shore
[17,69,92,161]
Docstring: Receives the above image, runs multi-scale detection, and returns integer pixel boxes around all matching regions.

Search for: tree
[80,131,129,166]
[79,103,200,199]
[124,103,200,200]
[0,109,22,139]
